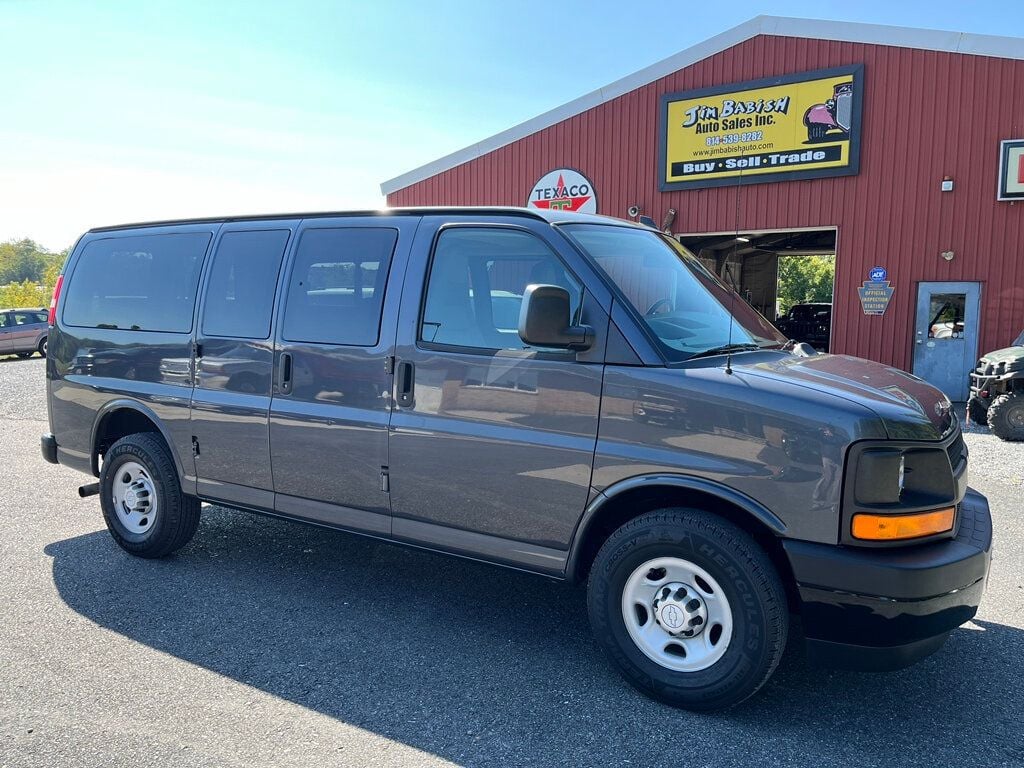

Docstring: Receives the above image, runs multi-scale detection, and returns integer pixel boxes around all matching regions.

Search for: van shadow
[45,507,1024,766]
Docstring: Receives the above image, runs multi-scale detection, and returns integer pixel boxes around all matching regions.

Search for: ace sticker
[527,169,597,213]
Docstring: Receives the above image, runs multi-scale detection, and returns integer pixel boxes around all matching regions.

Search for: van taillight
[48,274,64,325]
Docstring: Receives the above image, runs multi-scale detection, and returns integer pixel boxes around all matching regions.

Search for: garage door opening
[677,228,837,351]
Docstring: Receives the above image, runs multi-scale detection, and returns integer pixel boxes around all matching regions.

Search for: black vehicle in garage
[968,328,1024,441]
[775,302,831,351]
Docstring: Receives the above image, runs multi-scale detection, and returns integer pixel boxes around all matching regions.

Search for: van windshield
[560,224,785,361]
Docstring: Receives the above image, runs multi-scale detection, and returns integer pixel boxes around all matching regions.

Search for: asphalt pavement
[1,355,1022,767]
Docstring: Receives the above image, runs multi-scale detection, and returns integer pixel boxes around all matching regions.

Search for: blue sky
[2,0,1021,249]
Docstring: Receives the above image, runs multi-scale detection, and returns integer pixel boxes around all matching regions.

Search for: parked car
[0,307,49,358]
[775,302,831,351]
[967,328,1024,440]
[42,208,990,711]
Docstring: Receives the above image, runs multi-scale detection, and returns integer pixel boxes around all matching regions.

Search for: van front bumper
[783,488,992,671]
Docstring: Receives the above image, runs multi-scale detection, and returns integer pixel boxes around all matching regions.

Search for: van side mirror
[518,284,593,350]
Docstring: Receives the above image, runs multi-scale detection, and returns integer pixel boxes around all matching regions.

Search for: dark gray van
[42,208,991,710]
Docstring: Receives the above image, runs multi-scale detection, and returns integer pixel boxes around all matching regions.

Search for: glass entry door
[912,282,981,401]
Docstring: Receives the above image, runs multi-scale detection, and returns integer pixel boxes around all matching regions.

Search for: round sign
[869,266,887,282]
[526,169,597,214]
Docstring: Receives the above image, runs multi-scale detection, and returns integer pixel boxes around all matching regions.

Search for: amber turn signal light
[851,507,955,541]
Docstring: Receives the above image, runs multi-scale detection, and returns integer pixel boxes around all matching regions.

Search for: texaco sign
[526,168,597,213]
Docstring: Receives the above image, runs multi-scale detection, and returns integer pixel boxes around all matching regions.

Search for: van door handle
[278,352,293,394]
[396,361,414,407]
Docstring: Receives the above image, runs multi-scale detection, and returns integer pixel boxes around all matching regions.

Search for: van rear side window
[281,228,398,346]
[202,229,290,339]
[62,233,210,332]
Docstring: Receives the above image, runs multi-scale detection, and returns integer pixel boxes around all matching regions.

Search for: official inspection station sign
[659,65,864,190]
[858,267,894,316]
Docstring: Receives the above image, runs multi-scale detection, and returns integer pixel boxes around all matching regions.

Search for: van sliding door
[268,216,415,534]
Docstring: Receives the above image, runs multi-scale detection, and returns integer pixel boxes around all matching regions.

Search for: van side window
[62,233,210,332]
[281,228,397,346]
[420,227,582,351]
[202,230,290,339]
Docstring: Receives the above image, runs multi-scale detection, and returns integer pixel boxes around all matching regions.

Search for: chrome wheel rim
[110,461,157,535]
[621,556,733,672]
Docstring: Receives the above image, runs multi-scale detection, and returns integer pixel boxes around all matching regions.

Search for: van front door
[269,217,415,534]
[386,217,609,575]
[912,281,981,401]
[190,221,295,509]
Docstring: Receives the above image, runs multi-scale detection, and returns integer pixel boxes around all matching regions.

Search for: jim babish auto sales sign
[659,65,864,190]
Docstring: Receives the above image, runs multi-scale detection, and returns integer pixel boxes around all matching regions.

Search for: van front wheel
[587,508,788,711]
[99,433,200,558]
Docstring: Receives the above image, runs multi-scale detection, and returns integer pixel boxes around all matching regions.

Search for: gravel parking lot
[1,354,1022,767]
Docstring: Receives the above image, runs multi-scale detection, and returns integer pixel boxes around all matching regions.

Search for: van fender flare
[89,399,188,482]
[565,474,787,582]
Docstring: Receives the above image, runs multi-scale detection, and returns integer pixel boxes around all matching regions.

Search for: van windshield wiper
[687,343,760,360]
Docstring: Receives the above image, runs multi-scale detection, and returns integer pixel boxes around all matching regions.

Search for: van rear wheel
[587,508,788,711]
[99,432,200,557]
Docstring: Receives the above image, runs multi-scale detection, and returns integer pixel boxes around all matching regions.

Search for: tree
[0,238,64,285]
[0,238,67,309]
[776,255,835,316]
[0,280,48,308]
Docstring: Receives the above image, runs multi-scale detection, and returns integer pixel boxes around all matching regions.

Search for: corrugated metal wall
[387,35,1024,371]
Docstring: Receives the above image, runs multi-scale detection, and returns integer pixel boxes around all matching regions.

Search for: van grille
[947,431,966,469]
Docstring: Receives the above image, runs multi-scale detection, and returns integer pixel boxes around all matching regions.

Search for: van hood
[735,352,954,441]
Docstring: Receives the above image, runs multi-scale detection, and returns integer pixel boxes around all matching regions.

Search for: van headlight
[853,446,952,506]
[845,442,960,544]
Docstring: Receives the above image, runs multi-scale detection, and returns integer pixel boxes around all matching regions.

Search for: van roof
[87,207,642,234]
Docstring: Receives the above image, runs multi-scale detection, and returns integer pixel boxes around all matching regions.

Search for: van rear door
[190,221,296,509]
[268,216,415,534]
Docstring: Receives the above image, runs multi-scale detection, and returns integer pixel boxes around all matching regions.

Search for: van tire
[38,337,47,357]
[988,392,1024,441]
[99,433,201,558]
[587,508,788,711]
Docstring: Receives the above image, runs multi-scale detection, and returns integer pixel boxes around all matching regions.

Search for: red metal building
[382,16,1024,401]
